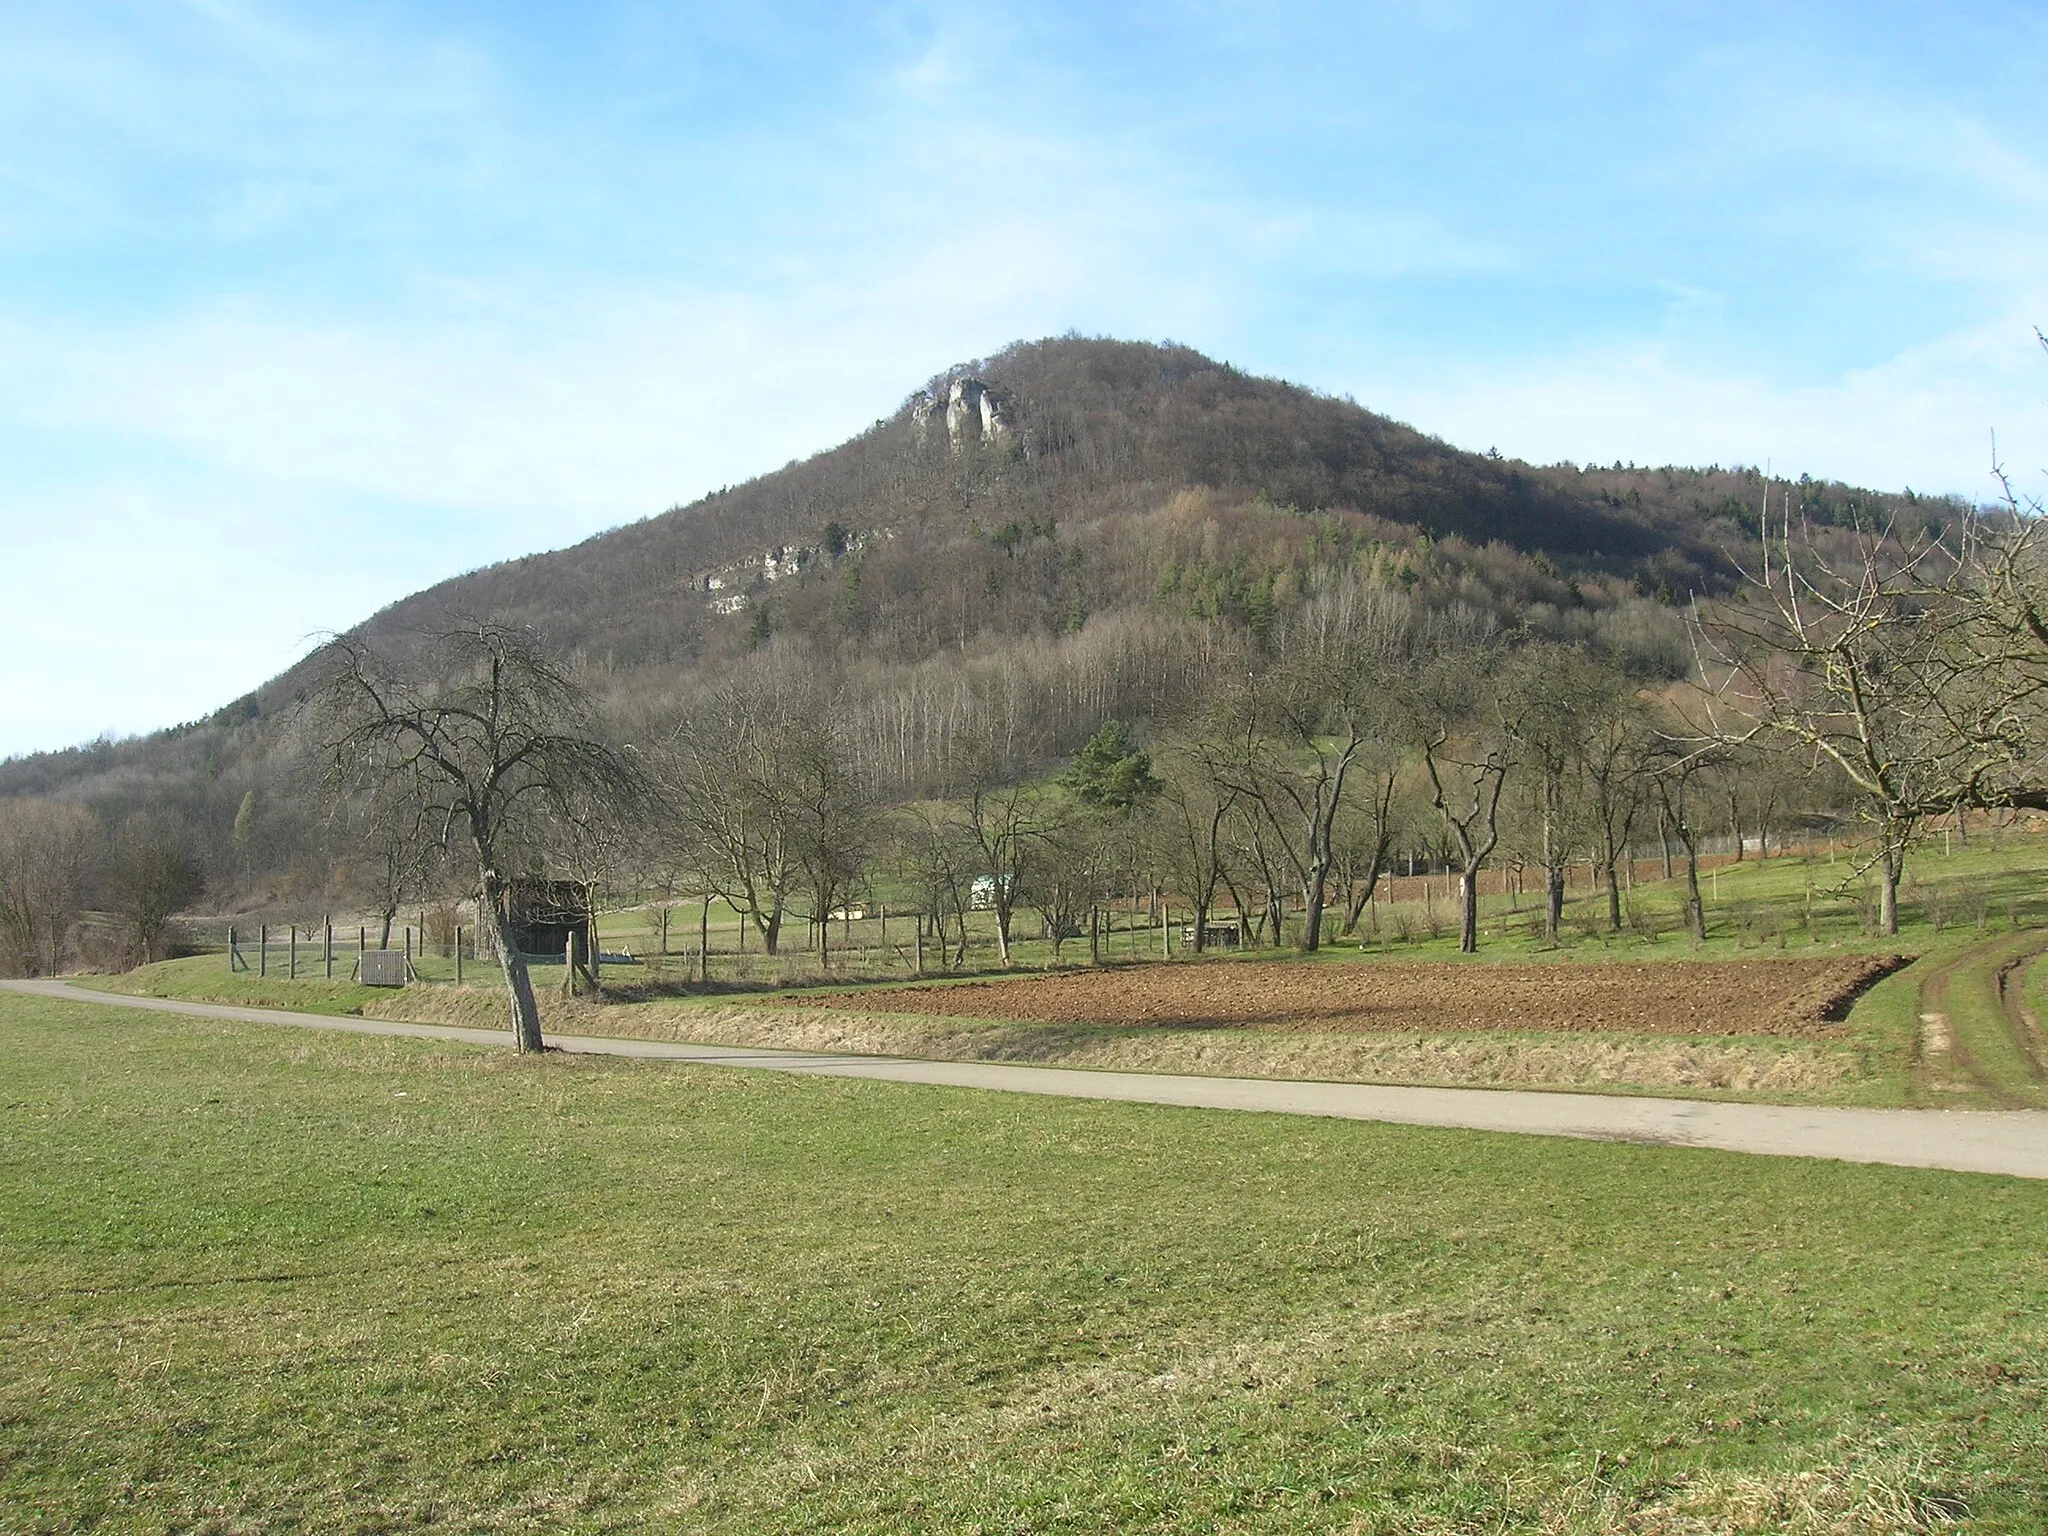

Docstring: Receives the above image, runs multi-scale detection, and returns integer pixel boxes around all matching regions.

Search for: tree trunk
[1683,844,1705,942]
[1342,872,1379,935]
[1459,865,1480,953]
[1301,862,1331,952]
[1221,871,1257,945]
[1879,843,1903,937]
[481,873,545,1052]
[1545,866,1564,947]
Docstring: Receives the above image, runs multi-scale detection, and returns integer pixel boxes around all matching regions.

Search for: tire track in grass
[1913,929,2048,1107]
[1996,941,2048,1080]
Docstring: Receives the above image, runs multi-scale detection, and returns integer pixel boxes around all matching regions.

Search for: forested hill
[1,336,1946,875]
[195,334,1936,703]
[335,336,1769,673]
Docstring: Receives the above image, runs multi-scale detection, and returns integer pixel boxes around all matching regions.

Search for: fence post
[260,923,268,977]
[1161,898,1170,959]
[228,923,238,972]
[455,927,463,984]
[324,919,333,979]
[288,924,297,980]
[913,917,923,978]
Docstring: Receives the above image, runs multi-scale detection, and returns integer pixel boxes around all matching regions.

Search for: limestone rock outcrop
[912,377,1010,451]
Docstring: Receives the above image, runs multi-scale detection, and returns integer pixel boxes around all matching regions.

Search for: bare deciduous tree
[1207,575,1410,952]
[1500,646,1647,945]
[0,799,103,976]
[1694,486,1969,934]
[109,809,204,964]
[1147,737,1241,954]
[955,769,1051,968]
[308,622,641,1052]
[1412,646,1513,954]
[1648,739,1719,943]
[660,661,874,962]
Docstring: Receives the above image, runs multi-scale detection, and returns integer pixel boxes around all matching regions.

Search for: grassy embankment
[3,989,2045,1532]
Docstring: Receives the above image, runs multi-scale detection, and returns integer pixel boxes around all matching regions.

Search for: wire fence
[164,828,1905,988]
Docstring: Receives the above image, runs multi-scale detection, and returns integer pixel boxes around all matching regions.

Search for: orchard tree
[1210,574,1410,952]
[660,659,873,961]
[1147,736,1242,954]
[308,621,642,1052]
[1696,483,1969,935]
[1411,643,1514,954]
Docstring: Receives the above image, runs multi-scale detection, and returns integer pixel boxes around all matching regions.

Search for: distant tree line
[0,800,204,974]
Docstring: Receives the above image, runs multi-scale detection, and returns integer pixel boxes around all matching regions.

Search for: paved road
[9,978,2048,1180]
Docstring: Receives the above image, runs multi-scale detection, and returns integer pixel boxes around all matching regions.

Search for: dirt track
[795,956,1908,1038]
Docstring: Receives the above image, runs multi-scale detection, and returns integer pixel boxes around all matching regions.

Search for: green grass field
[3,989,2045,1532]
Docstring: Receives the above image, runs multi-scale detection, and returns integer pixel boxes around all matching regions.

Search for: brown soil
[351,969,1878,1097]
[785,956,1910,1039]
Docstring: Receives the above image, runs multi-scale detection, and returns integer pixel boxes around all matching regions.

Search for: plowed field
[801,957,1908,1038]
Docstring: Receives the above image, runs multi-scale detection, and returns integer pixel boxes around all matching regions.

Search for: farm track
[1912,929,2048,1107]
[10,978,2048,1181]
[1996,943,2048,1078]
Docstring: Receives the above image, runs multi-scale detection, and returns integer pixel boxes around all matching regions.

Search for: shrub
[1624,898,1664,943]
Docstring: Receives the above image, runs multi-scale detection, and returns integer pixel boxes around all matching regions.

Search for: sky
[3,0,2045,759]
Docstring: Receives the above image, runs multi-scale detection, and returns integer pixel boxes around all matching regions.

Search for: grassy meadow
[3,988,2046,1533]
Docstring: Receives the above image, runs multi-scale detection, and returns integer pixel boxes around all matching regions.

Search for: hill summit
[326,336,1802,676]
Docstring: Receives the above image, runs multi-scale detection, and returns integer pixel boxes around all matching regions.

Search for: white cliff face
[689,526,887,615]
[944,379,984,447]
[915,377,1010,451]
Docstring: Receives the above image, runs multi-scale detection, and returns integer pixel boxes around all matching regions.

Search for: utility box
[359,950,409,987]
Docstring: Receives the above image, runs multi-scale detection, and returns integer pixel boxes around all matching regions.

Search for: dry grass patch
[361,990,1865,1097]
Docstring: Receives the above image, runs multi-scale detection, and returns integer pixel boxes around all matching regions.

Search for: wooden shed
[498,878,595,961]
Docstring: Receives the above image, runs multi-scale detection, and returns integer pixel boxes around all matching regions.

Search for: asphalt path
[8,978,2047,1180]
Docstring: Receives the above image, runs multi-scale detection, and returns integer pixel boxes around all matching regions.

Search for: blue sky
[3,1,2045,758]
